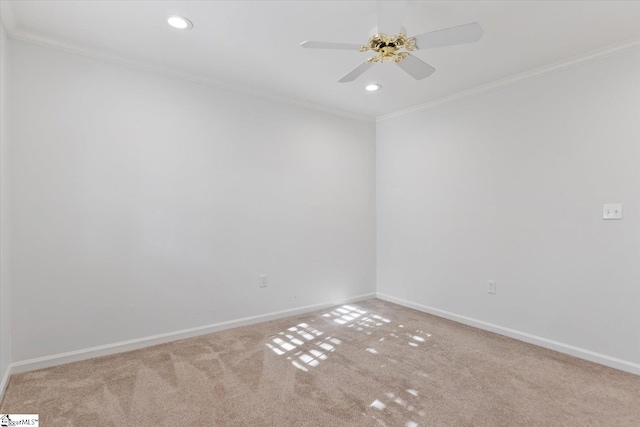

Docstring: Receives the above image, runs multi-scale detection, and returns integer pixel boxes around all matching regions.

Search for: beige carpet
[2,299,640,426]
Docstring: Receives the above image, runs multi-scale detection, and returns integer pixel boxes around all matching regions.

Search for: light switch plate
[603,204,623,220]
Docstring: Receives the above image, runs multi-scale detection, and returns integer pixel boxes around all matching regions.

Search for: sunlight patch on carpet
[265,322,342,372]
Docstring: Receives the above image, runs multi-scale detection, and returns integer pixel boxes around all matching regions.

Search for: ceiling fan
[300,1,483,82]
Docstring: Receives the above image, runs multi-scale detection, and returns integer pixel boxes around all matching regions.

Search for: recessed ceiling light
[167,16,193,30]
[365,84,381,92]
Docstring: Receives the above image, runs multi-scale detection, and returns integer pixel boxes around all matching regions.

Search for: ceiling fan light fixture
[301,2,483,83]
[365,84,382,92]
[167,16,193,30]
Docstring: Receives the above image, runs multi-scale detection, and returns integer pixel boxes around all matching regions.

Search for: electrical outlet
[259,274,268,288]
[487,280,496,294]
[603,203,623,220]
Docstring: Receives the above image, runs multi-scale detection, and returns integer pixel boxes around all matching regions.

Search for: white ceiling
[4,1,640,120]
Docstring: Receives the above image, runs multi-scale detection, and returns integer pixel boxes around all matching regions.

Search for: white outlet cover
[603,203,623,220]
[259,274,268,288]
[487,280,496,294]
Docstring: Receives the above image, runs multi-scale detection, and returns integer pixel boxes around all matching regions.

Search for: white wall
[377,48,640,366]
[9,40,376,362]
[7,25,639,374]
[0,17,11,384]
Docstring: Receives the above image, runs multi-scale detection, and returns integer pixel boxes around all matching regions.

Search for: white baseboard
[377,293,640,376]
[8,293,376,376]
[0,364,11,404]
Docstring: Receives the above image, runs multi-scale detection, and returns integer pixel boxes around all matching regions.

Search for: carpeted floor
[2,299,640,426]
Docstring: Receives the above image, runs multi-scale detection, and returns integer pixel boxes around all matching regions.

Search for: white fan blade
[338,61,374,83]
[413,22,483,49]
[396,54,436,80]
[300,41,362,51]
[377,0,408,35]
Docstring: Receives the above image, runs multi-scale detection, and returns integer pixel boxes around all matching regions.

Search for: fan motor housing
[361,26,417,63]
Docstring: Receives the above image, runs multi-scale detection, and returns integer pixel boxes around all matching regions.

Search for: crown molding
[4,2,640,126]
[5,26,375,124]
[377,35,640,122]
